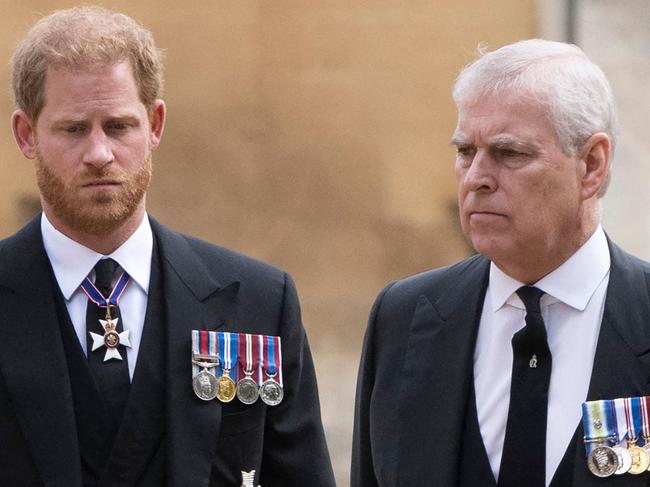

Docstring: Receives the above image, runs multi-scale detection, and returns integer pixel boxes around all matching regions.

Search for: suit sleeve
[351,283,395,487]
[260,273,336,487]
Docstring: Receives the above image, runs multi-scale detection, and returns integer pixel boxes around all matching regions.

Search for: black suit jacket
[352,239,650,486]
[0,215,335,487]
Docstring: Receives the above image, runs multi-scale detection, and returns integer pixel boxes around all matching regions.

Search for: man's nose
[461,150,497,193]
[81,128,114,168]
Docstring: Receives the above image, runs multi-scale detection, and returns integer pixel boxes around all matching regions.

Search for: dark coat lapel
[569,240,650,486]
[397,256,490,486]
[0,216,82,487]
[150,219,240,487]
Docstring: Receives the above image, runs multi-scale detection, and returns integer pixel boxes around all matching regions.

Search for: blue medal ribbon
[266,334,277,375]
[229,332,239,381]
[81,270,130,308]
[216,331,239,377]
[582,399,617,454]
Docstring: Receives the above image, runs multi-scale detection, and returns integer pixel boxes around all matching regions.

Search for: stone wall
[0,1,537,483]
[579,0,650,258]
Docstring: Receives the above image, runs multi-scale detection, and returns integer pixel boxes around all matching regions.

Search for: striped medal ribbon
[582,399,619,477]
[237,333,261,404]
[191,330,219,401]
[622,397,650,474]
[216,332,238,403]
[260,334,283,406]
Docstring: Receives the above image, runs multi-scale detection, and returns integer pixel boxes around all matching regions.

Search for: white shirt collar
[489,225,610,312]
[41,212,153,300]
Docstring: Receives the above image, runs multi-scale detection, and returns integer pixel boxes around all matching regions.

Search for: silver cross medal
[89,304,132,361]
[241,470,260,487]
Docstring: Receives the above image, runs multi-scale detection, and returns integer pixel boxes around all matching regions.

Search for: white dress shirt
[41,212,153,380]
[474,225,610,486]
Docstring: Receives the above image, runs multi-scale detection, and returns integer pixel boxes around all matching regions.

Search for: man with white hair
[352,39,649,486]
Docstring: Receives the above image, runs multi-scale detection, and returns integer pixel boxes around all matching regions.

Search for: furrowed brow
[489,134,519,146]
[489,134,539,151]
[450,133,470,147]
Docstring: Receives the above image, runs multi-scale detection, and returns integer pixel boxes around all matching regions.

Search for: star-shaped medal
[89,315,132,362]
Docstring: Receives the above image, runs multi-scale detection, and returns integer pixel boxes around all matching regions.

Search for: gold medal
[216,371,237,403]
[627,444,650,474]
[643,443,650,471]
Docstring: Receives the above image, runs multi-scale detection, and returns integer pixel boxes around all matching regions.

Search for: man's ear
[12,110,37,159]
[579,132,610,200]
[148,99,166,150]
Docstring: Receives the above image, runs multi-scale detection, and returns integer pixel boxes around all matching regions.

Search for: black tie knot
[516,286,544,314]
[94,258,118,298]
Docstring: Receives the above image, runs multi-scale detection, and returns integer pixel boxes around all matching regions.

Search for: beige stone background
[0,1,646,485]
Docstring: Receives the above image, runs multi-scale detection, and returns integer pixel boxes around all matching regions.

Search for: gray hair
[452,39,619,166]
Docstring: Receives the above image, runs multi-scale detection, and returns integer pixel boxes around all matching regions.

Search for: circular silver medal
[192,369,218,401]
[587,445,619,477]
[237,376,260,405]
[613,446,632,475]
[260,378,284,406]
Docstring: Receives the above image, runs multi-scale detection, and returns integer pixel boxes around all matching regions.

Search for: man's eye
[456,146,475,157]
[66,126,84,134]
[494,147,533,169]
[107,122,127,131]
[497,148,521,157]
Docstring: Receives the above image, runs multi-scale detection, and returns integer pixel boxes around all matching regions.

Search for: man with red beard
[0,7,335,487]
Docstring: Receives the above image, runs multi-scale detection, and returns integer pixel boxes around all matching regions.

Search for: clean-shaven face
[452,93,585,278]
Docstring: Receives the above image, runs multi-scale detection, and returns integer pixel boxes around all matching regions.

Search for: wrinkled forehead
[452,92,556,146]
[45,57,133,79]
[457,87,550,119]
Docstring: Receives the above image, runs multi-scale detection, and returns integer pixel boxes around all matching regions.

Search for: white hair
[453,39,619,168]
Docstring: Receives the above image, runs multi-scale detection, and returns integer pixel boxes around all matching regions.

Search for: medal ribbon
[265,334,277,375]
[275,336,283,386]
[582,399,617,454]
[238,333,260,382]
[261,334,283,386]
[217,332,238,377]
[624,397,643,444]
[641,396,650,446]
[254,335,265,386]
[191,330,281,386]
[81,270,130,308]
[191,330,218,378]
[613,398,629,445]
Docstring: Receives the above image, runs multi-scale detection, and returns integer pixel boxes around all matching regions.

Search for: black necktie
[498,286,552,487]
[86,258,130,426]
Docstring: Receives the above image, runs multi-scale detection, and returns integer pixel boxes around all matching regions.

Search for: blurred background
[0,1,648,484]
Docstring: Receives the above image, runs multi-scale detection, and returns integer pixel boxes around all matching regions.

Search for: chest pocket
[219,402,266,438]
